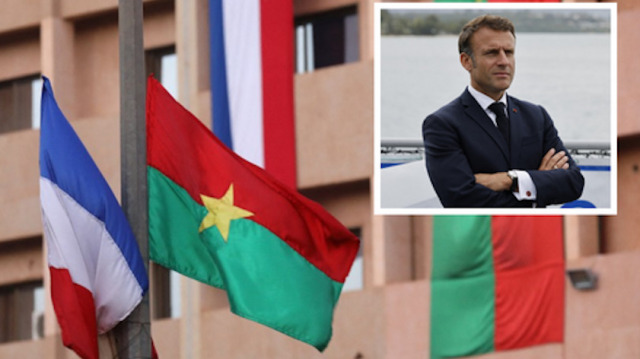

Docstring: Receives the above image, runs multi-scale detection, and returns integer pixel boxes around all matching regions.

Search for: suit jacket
[422,89,584,208]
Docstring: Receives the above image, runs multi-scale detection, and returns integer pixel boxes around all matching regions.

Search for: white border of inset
[373,2,617,216]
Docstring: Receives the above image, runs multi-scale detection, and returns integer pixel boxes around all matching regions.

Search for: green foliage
[380,9,610,36]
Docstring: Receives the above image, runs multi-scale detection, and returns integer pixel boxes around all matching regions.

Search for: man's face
[461,27,515,100]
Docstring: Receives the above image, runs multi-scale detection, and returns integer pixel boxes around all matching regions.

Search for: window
[343,228,363,292]
[151,263,181,319]
[0,75,42,133]
[295,6,359,73]
[0,281,44,343]
[146,46,181,319]
[145,46,177,97]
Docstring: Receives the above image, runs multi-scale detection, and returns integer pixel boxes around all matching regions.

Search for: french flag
[209,0,297,188]
[39,77,148,359]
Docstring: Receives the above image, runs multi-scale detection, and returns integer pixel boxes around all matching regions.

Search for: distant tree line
[381,9,610,36]
[381,11,466,35]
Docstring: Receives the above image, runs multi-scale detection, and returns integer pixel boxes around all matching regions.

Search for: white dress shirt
[467,86,537,201]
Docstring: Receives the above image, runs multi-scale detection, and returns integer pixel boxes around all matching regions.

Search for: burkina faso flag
[146,76,360,351]
[430,216,564,358]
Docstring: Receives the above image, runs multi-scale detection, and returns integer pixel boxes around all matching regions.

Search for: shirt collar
[467,85,508,111]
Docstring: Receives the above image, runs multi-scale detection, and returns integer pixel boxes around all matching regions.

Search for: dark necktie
[489,102,510,147]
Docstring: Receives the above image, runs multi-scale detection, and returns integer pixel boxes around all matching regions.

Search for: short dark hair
[458,15,516,56]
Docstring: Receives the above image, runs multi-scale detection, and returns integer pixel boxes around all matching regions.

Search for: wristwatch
[507,170,519,192]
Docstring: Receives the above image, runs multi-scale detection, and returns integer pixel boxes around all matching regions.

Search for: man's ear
[460,52,473,72]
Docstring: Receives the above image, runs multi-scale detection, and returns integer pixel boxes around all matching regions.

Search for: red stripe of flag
[49,267,99,359]
[492,216,564,350]
[260,0,297,188]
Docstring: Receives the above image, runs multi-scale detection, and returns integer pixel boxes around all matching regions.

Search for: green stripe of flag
[431,275,495,358]
[148,167,343,350]
[432,216,493,279]
[148,166,223,287]
[431,216,495,358]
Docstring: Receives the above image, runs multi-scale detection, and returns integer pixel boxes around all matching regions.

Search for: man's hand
[538,148,569,171]
[475,172,512,192]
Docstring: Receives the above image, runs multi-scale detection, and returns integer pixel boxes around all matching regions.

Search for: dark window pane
[145,46,176,83]
[0,281,43,343]
[295,6,359,72]
[151,262,172,319]
[0,75,39,134]
[313,15,346,68]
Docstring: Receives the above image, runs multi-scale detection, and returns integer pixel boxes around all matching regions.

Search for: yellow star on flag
[198,184,254,242]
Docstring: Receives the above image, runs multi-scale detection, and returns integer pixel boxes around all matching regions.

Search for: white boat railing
[379,139,612,210]
[381,138,610,163]
[381,138,610,150]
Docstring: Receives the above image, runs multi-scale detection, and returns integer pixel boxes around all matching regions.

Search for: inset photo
[374,2,616,215]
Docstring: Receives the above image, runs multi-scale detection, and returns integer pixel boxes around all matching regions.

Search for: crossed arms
[474,148,570,191]
[422,105,584,208]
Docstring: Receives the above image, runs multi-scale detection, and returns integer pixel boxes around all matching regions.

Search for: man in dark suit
[422,15,584,208]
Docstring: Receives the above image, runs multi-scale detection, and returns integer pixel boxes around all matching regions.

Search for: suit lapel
[461,89,510,163]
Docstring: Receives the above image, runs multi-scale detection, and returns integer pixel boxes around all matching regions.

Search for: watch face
[508,171,518,192]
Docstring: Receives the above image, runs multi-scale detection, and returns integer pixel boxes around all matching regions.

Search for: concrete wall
[602,139,640,253]
[295,61,374,188]
[617,0,640,137]
[564,250,640,359]
[600,0,640,253]
[0,31,40,82]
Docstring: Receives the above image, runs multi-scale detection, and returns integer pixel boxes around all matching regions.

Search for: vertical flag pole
[115,0,152,358]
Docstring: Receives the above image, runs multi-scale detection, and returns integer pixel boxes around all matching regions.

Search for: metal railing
[381,138,611,161]
[382,138,609,150]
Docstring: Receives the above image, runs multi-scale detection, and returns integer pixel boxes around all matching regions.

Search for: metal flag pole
[115,0,152,358]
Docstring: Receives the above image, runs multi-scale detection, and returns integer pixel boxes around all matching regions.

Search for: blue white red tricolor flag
[209,0,297,188]
[39,76,148,359]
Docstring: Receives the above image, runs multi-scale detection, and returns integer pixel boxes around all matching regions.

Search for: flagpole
[115,0,152,358]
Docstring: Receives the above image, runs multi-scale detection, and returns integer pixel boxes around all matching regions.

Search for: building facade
[0,0,639,358]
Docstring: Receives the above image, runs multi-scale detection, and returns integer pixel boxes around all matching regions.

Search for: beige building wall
[0,0,638,358]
